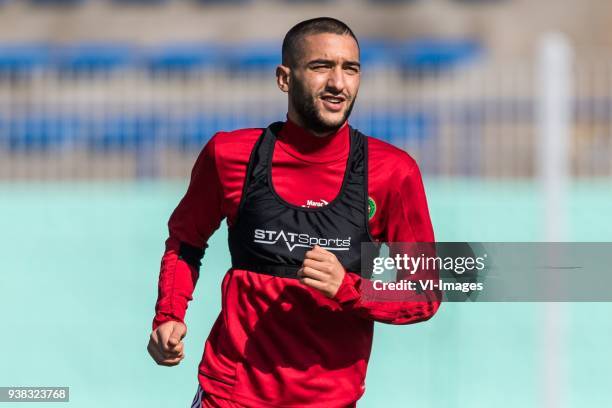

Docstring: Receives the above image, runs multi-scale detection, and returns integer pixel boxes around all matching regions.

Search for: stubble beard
[290,75,357,135]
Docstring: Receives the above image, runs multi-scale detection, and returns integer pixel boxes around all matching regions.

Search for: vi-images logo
[253,229,351,252]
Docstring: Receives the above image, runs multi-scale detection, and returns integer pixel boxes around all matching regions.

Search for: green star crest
[368,196,376,220]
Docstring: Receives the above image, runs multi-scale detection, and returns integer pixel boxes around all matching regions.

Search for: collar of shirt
[276,116,350,164]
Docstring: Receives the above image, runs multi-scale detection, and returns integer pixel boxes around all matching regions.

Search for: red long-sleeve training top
[153,118,441,408]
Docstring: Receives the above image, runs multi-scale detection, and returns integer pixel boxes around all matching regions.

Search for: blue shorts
[190,384,205,408]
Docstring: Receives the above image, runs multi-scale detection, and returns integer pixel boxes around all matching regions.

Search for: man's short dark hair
[282,17,359,68]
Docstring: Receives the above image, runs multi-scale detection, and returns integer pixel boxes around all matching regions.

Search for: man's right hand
[147,321,187,366]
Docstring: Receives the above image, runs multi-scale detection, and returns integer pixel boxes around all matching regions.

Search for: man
[148,17,441,408]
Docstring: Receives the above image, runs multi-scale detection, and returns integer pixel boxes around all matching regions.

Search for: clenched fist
[147,321,186,366]
[298,245,346,298]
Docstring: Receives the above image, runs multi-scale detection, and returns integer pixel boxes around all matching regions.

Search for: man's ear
[276,64,291,93]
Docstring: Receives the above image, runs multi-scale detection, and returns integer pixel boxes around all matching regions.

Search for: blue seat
[224,41,281,72]
[358,39,397,70]
[143,43,221,72]
[195,0,251,4]
[0,44,50,74]
[168,114,217,151]
[351,111,434,142]
[5,114,80,152]
[29,0,88,5]
[110,0,169,4]
[167,114,244,151]
[166,113,279,151]
[367,0,418,3]
[396,38,483,72]
[281,0,334,3]
[54,43,134,72]
[87,115,159,151]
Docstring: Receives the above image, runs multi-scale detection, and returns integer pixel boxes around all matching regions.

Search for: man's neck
[286,112,342,139]
[277,115,349,164]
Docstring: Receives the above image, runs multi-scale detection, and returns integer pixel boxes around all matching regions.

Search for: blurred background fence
[1,42,612,180]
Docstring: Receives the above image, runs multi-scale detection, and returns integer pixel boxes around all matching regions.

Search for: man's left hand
[298,245,346,298]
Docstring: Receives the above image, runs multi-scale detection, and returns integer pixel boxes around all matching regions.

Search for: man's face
[285,33,361,135]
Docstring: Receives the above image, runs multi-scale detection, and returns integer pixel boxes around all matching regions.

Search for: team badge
[368,196,376,220]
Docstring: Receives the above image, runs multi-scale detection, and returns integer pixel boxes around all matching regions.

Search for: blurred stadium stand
[0,40,484,72]
[0,39,478,161]
[144,43,221,72]
[54,43,135,73]
[0,38,607,180]
[27,0,90,6]
[0,0,611,180]
[0,44,50,74]
[195,0,252,4]
[224,41,280,73]
[397,39,483,73]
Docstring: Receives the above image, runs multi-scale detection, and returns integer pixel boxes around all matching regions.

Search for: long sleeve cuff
[332,270,362,307]
[152,312,184,331]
